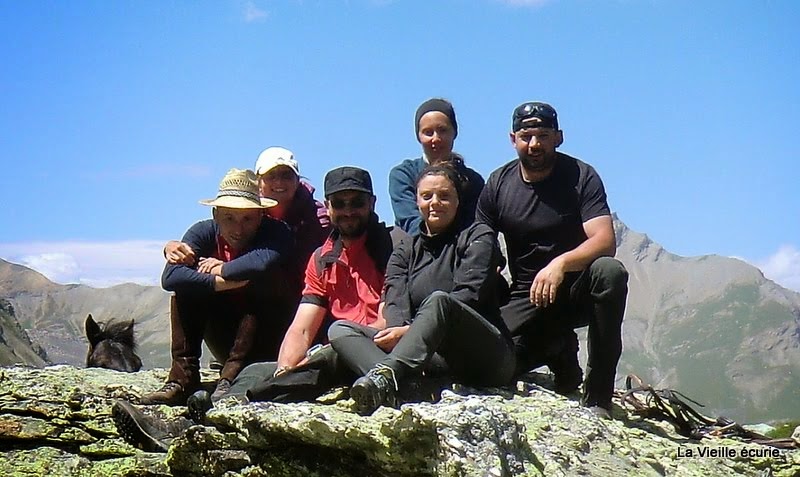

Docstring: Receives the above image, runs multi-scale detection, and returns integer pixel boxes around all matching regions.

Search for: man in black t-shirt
[476,101,628,418]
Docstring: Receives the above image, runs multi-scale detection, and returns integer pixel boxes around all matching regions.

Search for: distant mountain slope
[612,218,800,424]
[2,217,799,423]
[0,299,48,367]
[0,258,171,368]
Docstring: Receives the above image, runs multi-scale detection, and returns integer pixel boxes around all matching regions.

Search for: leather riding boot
[166,294,202,394]
[219,313,258,382]
[139,381,187,406]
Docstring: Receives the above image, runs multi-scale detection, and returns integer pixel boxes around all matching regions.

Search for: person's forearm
[276,330,311,369]
[554,235,615,273]
[162,264,215,292]
[213,275,249,292]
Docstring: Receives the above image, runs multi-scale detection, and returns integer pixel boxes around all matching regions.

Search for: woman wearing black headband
[388,98,485,235]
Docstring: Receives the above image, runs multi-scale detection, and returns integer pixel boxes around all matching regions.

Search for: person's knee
[422,290,451,307]
[327,320,363,342]
[590,257,628,295]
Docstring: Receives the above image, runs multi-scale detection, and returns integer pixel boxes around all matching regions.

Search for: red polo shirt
[301,235,383,326]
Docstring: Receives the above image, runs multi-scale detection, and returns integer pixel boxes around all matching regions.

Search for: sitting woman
[389,98,485,235]
[329,164,516,414]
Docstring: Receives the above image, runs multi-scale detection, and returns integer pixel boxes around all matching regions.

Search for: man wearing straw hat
[140,168,294,406]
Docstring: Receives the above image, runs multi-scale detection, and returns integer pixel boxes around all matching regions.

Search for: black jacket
[382,222,507,333]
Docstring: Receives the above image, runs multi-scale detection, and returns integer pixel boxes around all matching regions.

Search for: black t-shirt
[476,153,610,292]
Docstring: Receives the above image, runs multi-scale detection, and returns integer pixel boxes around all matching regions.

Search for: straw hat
[199,168,277,209]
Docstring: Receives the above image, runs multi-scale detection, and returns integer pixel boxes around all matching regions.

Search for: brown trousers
[166,292,294,390]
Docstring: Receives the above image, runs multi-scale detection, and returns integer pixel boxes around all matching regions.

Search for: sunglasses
[514,102,557,119]
[513,102,558,131]
[329,196,368,210]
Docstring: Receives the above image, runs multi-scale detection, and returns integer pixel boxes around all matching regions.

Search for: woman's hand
[369,302,388,330]
[373,325,410,352]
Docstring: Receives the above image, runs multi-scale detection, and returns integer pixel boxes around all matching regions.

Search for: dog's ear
[85,314,102,345]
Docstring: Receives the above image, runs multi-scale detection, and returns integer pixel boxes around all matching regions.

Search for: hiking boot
[211,378,232,402]
[350,364,399,415]
[552,361,583,395]
[112,400,192,452]
[586,404,612,420]
[548,331,582,395]
[187,390,213,423]
[139,381,187,406]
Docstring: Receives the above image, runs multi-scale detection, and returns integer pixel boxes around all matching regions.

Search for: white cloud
[17,253,81,284]
[243,1,269,23]
[0,241,167,288]
[754,245,800,292]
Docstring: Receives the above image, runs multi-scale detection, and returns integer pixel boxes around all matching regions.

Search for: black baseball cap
[512,101,559,131]
[324,166,374,198]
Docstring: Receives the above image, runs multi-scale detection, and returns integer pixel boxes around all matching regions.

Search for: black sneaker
[187,390,213,423]
[350,364,399,415]
[211,378,232,402]
[112,400,192,452]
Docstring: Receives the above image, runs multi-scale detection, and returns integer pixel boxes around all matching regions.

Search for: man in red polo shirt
[272,165,392,374]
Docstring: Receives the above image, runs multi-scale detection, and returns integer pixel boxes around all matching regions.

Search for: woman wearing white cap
[165,147,329,300]
[253,146,330,280]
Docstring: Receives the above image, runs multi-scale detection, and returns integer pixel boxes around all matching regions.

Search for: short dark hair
[416,163,464,202]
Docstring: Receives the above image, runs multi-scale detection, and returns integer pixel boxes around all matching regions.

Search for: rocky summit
[0,365,797,476]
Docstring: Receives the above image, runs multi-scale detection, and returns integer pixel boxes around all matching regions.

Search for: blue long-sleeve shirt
[388,157,485,235]
[161,217,292,294]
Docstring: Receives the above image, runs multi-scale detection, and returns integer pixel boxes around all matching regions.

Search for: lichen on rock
[0,365,797,476]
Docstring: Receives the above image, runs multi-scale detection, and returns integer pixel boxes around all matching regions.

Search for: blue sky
[0,0,798,290]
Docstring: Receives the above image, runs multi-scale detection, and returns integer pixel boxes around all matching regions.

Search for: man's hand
[197,257,224,275]
[530,258,566,307]
[373,325,410,352]
[164,241,196,266]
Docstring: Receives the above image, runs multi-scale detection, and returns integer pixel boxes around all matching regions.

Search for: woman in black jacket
[329,164,516,414]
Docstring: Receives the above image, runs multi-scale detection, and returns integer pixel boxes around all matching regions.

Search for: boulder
[0,365,797,476]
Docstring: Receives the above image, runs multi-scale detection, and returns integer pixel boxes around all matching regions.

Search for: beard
[335,215,370,239]
[519,150,557,173]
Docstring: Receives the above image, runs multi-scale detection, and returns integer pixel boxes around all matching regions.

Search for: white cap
[254,146,299,176]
